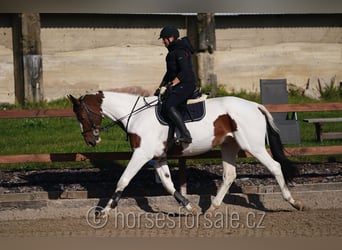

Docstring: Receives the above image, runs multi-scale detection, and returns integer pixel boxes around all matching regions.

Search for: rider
[155,25,196,144]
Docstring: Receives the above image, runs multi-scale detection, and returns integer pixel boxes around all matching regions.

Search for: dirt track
[0,162,341,238]
[0,206,341,238]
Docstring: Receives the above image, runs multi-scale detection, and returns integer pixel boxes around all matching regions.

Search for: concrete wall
[215,27,342,92]
[0,14,341,103]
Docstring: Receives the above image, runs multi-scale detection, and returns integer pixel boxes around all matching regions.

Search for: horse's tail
[258,105,298,184]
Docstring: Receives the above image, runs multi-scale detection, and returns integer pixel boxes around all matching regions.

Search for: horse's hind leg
[153,160,176,194]
[208,138,239,212]
[153,160,199,214]
[252,149,303,210]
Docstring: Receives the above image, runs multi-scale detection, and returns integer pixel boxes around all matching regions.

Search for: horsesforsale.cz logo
[85,205,266,230]
[86,206,109,229]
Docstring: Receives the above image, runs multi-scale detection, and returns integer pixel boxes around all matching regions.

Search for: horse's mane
[109,86,151,97]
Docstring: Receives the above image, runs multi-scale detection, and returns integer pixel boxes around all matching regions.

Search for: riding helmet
[159,26,180,39]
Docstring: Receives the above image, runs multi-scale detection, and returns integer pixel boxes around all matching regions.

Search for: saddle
[155,90,207,155]
[155,92,207,126]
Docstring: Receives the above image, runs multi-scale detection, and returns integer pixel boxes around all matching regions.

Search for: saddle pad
[155,101,206,126]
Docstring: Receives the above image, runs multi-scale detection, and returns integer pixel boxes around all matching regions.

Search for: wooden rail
[0,146,342,164]
[0,102,341,119]
[0,109,74,118]
[264,102,342,112]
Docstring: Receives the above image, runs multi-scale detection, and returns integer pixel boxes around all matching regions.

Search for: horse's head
[68,91,104,147]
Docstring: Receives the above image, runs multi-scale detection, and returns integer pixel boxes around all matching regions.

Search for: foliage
[202,84,229,97]
[202,84,260,102]
[317,76,341,101]
[0,97,72,110]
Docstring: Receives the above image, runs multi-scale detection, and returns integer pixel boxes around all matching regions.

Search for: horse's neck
[101,91,137,121]
[101,91,156,125]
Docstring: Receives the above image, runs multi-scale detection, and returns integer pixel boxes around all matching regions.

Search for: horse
[68,90,304,215]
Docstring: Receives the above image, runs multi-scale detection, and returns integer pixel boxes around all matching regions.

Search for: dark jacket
[162,37,196,85]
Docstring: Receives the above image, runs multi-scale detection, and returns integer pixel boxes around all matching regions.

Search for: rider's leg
[167,106,192,143]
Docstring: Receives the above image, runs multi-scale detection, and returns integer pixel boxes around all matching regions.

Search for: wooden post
[178,158,187,195]
[12,13,43,105]
[187,13,217,95]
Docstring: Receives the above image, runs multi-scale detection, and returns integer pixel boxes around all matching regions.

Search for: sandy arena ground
[0,205,341,238]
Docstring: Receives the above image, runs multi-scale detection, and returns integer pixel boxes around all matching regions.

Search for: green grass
[1,88,341,170]
[0,117,131,154]
[0,114,132,170]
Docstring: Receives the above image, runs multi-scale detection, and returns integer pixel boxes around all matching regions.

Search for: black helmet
[159,26,179,39]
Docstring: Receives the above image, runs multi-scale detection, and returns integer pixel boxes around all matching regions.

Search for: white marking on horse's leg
[153,160,176,194]
[153,160,197,213]
[253,149,297,207]
[211,140,238,209]
[102,202,113,215]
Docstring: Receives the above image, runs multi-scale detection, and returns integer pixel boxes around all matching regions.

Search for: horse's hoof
[205,204,219,215]
[86,206,109,229]
[292,200,305,211]
[184,203,201,215]
[96,210,108,219]
[190,206,201,216]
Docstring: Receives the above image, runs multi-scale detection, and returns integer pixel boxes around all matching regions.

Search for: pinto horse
[68,90,304,215]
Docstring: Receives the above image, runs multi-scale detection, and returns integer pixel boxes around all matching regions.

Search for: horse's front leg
[153,160,200,215]
[101,149,151,215]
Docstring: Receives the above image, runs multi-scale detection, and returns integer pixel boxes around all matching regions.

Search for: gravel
[0,161,341,196]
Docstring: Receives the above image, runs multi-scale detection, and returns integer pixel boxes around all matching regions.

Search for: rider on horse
[155,25,196,144]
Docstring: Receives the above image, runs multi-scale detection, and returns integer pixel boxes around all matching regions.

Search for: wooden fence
[1,102,341,194]
[1,102,341,164]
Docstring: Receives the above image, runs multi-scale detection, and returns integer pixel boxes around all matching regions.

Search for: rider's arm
[174,49,190,85]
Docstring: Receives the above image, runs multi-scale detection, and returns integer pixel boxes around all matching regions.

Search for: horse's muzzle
[86,140,96,147]
[85,136,101,147]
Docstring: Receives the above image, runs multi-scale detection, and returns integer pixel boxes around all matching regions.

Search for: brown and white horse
[68,90,304,215]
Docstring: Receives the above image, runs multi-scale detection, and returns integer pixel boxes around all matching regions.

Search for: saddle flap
[155,101,206,125]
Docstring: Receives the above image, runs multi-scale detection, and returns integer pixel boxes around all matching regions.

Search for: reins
[122,96,158,140]
[125,96,141,138]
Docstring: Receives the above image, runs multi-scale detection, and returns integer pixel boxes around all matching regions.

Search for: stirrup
[175,136,192,145]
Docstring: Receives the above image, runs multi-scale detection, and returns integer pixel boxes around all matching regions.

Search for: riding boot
[166,125,175,155]
[167,106,192,144]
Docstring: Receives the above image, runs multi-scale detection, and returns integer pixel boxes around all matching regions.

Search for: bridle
[79,101,104,141]
[79,96,158,141]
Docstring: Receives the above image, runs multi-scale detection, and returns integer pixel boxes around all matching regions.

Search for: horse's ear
[96,91,104,103]
[67,94,79,105]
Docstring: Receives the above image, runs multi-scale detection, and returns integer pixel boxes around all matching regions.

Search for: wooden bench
[303,117,342,142]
